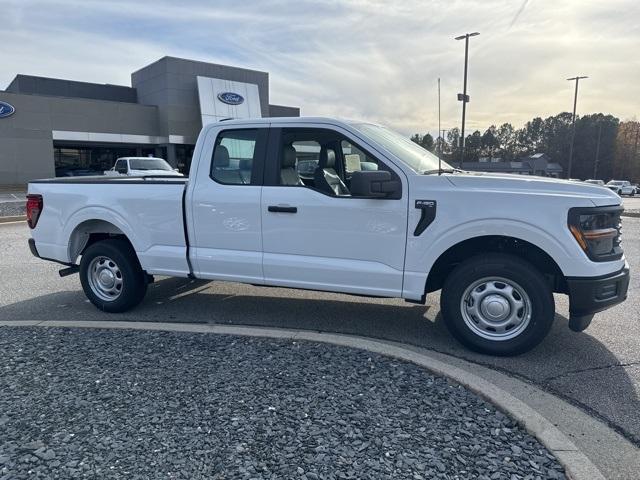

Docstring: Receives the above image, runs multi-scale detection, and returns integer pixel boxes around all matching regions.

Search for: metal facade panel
[196,76,262,125]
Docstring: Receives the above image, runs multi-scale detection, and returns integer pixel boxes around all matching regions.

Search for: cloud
[1,0,638,136]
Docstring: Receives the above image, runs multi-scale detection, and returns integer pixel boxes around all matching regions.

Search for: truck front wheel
[441,253,554,356]
[79,238,148,313]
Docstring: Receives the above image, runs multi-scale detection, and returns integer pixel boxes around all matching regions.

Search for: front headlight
[568,206,623,262]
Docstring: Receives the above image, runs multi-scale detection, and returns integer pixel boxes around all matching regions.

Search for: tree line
[411,112,639,181]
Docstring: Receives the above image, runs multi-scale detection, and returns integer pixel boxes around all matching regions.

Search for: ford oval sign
[217,92,244,105]
[0,101,15,118]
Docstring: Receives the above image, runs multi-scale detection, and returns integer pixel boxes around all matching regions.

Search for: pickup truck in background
[26,117,630,356]
[104,157,183,177]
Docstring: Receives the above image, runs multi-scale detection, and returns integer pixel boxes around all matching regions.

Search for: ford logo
[0,101,15,118]
[217,92,244,105]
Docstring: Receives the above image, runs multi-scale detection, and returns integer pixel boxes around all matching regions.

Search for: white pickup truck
[26,117,629,355]
[104,157,183,177]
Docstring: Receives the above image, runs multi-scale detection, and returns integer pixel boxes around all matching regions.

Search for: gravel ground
[0,201,25,217]
[0,327,566,480]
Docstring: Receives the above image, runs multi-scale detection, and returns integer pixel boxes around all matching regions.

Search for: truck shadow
[0,275,638,444]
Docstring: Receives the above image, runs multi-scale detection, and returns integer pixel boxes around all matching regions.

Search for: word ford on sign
[217,92,244,105]
[0,101,16,118]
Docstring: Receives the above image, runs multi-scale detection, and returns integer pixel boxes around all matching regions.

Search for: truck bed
[28,176,190,277]
[30,176,187,185]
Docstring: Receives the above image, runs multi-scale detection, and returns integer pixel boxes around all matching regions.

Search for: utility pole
[566,75,588,178]
[455,32,479,163]
[593,122,602,179]
[441,128,450,156]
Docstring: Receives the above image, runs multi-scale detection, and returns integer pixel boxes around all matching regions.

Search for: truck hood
[444,172,620,207]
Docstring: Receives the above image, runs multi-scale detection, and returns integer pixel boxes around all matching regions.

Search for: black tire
[79,238,148,313]
[440,253,554,356]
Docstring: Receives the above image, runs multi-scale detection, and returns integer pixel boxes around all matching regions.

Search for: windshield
[129,158,173,171]
[352,123,451,173]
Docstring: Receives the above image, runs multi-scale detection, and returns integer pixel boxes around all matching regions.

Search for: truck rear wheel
[440,253,554,356]
[80,238,148,313]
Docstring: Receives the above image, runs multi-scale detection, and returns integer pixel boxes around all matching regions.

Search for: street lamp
[566,75,588,178]
[455,31,480,163]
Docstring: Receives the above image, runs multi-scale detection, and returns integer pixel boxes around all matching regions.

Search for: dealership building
[0,56,299,184]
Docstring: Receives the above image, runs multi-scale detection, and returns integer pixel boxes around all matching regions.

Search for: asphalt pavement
[0,220,638,446]
[623,196,640,214]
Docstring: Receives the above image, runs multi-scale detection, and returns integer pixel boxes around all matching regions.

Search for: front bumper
[565,265,630,330]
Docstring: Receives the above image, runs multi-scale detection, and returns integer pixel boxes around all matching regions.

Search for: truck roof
[212,117,364,128]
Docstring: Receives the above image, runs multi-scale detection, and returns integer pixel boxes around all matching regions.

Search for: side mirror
[350,170,401,198]
[117,167,127,174]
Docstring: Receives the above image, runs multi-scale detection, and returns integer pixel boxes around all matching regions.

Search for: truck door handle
[268,205,297,213]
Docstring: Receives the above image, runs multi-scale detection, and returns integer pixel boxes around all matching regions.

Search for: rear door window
[211,129,268,185]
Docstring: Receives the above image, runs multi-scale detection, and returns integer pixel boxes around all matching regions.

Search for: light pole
[566,75,588,178]
[438,77,442,171]
[593,122,602,179]
[438,78,441,144]
[455,31,479,162]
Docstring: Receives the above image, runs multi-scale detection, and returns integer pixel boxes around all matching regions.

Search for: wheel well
[425,235,567,294]
[68,220,134,263]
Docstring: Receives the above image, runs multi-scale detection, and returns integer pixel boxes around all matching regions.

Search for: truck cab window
[277,128,393,197]
[277,129,349,196]
[341,140,379,175]
[211,129,264,185]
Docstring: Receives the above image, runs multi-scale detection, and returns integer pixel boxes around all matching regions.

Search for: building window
[175,145,195,176]
[54,145,137,177]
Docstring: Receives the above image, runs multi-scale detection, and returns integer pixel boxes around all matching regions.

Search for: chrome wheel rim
[87,256,123,301]
[460,276,532,341]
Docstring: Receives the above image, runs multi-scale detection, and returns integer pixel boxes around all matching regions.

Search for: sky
[1,0,639,136]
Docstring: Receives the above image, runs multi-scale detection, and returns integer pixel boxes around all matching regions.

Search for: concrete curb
[0,320,605,480]
[0,215,26,224]
[622,211,640,218]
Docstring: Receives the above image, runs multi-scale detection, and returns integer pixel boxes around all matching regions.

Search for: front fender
[402,217,607,301]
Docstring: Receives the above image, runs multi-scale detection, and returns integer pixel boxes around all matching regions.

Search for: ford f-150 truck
[26,117,630,355]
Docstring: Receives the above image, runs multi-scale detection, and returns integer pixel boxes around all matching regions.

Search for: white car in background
[606,180,635,196]
[105,157,183,177]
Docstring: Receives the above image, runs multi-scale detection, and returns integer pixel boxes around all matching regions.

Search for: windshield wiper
[422,168,464,175]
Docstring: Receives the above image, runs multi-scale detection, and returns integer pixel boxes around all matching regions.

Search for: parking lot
[623,195,640,213]
[1,216,638,433]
